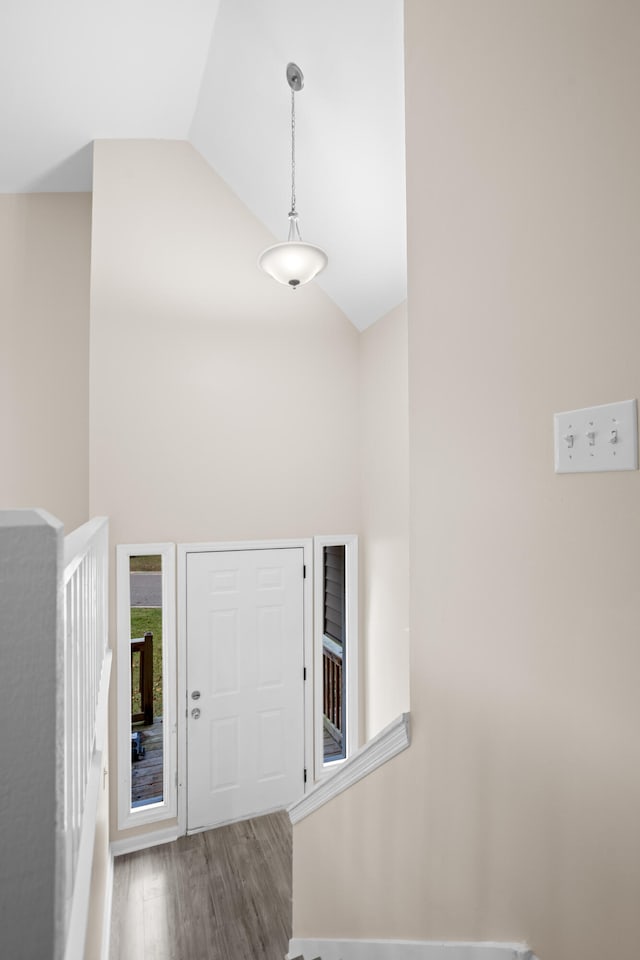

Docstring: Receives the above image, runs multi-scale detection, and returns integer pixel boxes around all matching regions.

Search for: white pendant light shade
[258,240,328,287]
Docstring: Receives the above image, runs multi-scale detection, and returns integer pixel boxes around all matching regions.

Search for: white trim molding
[110,825,179,858]
[288,712,410,824]
[287,940,538,960]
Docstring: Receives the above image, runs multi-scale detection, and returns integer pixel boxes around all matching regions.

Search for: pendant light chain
[290,87,296,216]
[288,86,301,242]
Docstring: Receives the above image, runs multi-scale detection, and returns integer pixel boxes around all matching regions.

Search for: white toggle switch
[554,399,638,473]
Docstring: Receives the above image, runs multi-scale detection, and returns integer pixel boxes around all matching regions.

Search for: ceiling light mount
[286,62,304,92]
[258,62,327,289]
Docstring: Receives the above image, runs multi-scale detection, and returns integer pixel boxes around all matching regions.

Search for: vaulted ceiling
[0,0,406,330]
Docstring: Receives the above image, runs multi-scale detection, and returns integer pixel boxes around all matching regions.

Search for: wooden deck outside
[132,716,342,807]
[131,718,164,806]
[323,725,343,761]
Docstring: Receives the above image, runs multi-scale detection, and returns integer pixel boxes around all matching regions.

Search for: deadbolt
[191,707,201,720]
[191,690,201,700]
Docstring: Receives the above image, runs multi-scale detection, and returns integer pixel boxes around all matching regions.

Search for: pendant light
[258,62,328,288]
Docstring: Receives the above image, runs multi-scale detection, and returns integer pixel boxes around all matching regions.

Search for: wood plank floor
[110,811,292,960]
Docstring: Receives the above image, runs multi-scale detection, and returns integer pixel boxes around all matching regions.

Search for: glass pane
[130,554,164,808]
[323,545,346,763]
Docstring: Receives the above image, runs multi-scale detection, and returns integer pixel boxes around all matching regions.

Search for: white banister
[0,510,109,960]
[60,517,110,960]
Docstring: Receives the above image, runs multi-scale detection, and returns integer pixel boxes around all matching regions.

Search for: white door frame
[177,538,313,836]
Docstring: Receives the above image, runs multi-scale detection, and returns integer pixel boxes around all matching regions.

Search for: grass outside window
[131,607,163,719]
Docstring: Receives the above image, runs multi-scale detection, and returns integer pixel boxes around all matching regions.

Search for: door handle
[191,690,201,700]
[191,707,201,719]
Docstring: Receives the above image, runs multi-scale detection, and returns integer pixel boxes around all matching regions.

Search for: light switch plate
[554,399,638,473]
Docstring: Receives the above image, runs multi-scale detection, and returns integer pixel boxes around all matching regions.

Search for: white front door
[186,548,305,831]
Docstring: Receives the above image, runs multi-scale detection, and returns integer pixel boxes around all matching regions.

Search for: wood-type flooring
[110,810,292,960]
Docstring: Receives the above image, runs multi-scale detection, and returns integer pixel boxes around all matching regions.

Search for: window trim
[313,534,358,781]
[116,542,177,830]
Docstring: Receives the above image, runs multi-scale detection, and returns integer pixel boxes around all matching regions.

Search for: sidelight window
[116,543,176,829]
[314,535,358,778]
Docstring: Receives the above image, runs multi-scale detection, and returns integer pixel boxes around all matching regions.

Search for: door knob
[191,707,201,719]
[191,690,201,700]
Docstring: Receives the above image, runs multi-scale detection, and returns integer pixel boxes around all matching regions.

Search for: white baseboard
[287,940,538,960]
[288,713,410,824]
[100,852,113,960]
[110,825,179,857]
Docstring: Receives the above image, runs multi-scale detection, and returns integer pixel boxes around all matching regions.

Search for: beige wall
[0,194,90,532]
[0,146,408,937]
[292,3,640,959]
[359,302,409,738]
[89,139,362,841]
[90,140,360,545]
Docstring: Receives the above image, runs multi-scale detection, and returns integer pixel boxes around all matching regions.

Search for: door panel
[186,548,304,831]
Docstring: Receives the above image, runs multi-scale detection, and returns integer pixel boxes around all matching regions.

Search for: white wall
[291,4,640,959]
[89,139,362,842]
[0,194,91,533]
[359,302,409,738]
